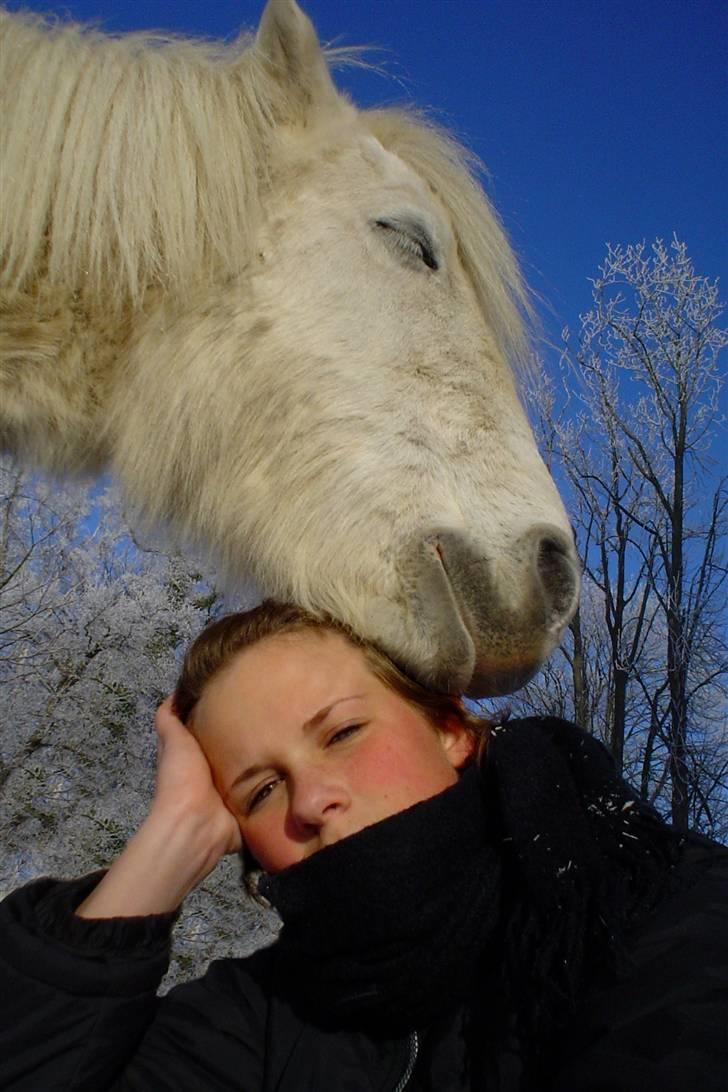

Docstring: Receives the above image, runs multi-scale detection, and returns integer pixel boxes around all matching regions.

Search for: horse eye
[373,218,439,272]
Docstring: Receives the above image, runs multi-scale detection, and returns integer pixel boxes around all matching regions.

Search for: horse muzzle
[398,523,581,697]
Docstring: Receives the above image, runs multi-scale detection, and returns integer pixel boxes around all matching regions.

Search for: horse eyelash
[373,219,439,272]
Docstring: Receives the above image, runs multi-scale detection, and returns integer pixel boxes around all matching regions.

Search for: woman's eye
[329,724,363,745]
[248,779,279,813]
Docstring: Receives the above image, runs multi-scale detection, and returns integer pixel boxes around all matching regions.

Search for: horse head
[1,0,580,695]
[105,1,579,695]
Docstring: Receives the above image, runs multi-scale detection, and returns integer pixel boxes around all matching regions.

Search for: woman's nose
[288,768,351,833]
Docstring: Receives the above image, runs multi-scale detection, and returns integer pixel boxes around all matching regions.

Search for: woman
[1,601,727,1091]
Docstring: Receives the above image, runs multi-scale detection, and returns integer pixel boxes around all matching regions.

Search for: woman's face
[192,631,473,872]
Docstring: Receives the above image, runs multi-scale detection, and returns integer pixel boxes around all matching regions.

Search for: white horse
[0,0,579,697]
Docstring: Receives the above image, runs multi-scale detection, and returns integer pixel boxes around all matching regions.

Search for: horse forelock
[1,11,279,310]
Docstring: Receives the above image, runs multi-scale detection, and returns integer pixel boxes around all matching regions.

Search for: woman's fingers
[151,695,244,857]
[154,697,206,766]
[155,695,183,743]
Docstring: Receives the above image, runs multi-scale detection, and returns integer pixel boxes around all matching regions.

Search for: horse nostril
[534,531,580,623]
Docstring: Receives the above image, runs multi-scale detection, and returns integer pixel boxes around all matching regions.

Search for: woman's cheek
[243,820,284,872]
[243,804,302,873]
[348,741,408,788]
[347,735,452,801]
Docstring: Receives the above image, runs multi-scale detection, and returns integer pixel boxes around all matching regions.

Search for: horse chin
[465,650,548,699]
[444,605,554,699]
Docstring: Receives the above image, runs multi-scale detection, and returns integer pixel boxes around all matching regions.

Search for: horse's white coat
[0,0,579,694]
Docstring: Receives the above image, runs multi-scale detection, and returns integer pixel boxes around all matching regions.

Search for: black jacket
[1,724,728,1091]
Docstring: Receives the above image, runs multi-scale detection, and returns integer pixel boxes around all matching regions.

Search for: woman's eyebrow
[301,694,365,733]
[229,695,365,793]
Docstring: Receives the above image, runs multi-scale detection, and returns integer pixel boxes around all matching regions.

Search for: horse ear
[255,0,341,119]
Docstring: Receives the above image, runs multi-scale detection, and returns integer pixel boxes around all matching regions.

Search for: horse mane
[0,8,528,367]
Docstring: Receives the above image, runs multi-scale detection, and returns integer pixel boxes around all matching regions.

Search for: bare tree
[520,240,728,835]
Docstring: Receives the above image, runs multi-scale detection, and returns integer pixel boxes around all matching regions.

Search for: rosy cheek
[345,734,454,801]
[349,743,410,788]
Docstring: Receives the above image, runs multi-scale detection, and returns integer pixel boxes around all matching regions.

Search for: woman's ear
[439,715,476,769]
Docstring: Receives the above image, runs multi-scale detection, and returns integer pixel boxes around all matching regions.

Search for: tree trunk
[610,666,628,773]
[668,405,690,830]
[569,608,589,731]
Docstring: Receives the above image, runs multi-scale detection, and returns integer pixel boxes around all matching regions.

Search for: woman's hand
[75,698,242,919]
[150,697,243,857]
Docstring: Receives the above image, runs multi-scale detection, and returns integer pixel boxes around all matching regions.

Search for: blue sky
[8,0,726,351]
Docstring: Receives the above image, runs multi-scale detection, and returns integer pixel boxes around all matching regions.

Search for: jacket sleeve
[0,874,271,1092]
[550,840,728,1092]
